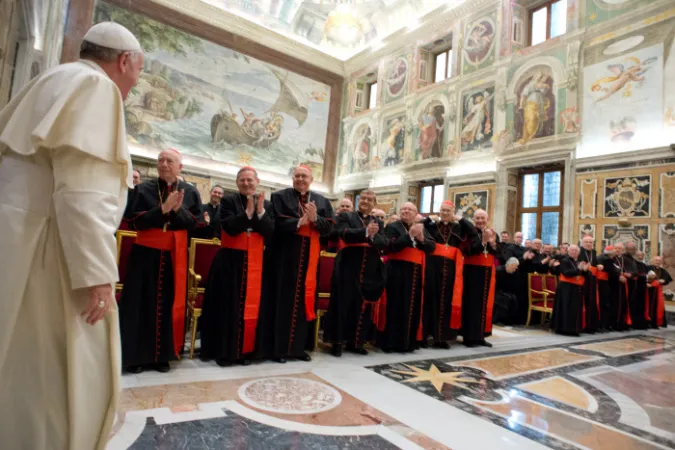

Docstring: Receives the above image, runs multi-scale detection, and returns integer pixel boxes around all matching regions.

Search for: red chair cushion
[118,234,136,284]
[318,255,335,295]
[545,275,557,292]
[193,293,204,308]
[531,300,547,308]
[317,297,330,311]
[530,274,544,291]
[193,242,220,287]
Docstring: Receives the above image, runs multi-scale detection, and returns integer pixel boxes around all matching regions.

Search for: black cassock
[648,266,672,328]
[119,178,202,367]
[377,221,435,352]
[422,218,471,342]
[494,266,520,325]
[579,248,600,332]
[323,212,387,349]
[461,227,500,344]
[256,188,334,359]
[628,257,649,330]
[551,256,584,336]
[192,202,222,239]
[609,255,632,331]
[596,254,615,330]
[200,194,274,363]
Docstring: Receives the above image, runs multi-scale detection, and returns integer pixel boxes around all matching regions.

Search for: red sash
[596,271,609,281]
[297,224,321,321]
[589,266,598,276]
[560,274,585,286]
[221,231,264,354]
[464,254,496,333]
[431,244,464,330]
[136,229,188,357]
[337,239,371,251]
[650,280,665,326]
[386,247,426,340]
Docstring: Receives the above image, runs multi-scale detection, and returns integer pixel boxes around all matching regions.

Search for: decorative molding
[575,147,675,170]
[659,172,675,218]
[580,179,598,219]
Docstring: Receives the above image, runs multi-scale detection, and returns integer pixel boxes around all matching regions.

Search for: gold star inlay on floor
[391,364,480,393]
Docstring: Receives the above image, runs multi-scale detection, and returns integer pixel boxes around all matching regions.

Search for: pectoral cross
[483,247,488,258]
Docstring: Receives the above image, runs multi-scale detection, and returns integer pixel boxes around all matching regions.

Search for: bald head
[581,235,594,250]
[338,198,354,213]
[157,150,182,183]
[400,202,418,224]
[568,244,580,259]
[473,208,488,230]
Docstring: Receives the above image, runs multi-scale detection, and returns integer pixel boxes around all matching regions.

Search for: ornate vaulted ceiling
[200,0,466,61]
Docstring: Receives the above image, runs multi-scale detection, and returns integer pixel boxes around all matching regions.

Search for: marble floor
[109,326,675,450]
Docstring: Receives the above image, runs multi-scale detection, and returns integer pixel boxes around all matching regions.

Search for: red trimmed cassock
[579,247,600,332]
[377,221,435,353]
[256,188,334,361]
[119,178,202,371]
[628,256,650,330]
[422,215,470,346]
[323,212,387,353]
[551,256,585,336]
[200,193,274,365]
[610,253,633,331]
[648,265,671,328]
[461,227,499,347]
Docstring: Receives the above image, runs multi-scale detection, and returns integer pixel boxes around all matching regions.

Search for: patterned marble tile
[517,376,598,412]
[572,337,672,356]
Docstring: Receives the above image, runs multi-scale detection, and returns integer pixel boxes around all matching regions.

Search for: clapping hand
[552,260,561,267]
[162,190,182,214]
[619,275,627,283]
[410,223,425,241]
[203,211,210,225]
[246,195,255,218]
[524,250,534,260]
[256,192,265,215]
[303,201,318,223]
[453,214,463,222]
[597,264,604,271]
[366,219,379,239]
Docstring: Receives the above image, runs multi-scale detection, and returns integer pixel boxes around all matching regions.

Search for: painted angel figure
[461,91,492,146]
[590,56,657,104]
[464,23,493,60]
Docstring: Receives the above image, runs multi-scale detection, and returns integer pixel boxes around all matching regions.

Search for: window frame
[418,181,445,215]
[433,47,452,83]
[528,0,566,47]
[516,166,564,245]
[367,81,378,110]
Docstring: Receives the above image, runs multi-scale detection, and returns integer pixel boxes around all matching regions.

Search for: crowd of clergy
[117,150,672,374]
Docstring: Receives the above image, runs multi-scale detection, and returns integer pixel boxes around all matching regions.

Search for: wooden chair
[526,272,556,327]
[315,250,336,349]
[544,274,558,296]
[187,237,221,359]
[115,230,137,302]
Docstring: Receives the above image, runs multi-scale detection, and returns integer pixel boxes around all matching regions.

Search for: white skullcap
[83,22,142,52]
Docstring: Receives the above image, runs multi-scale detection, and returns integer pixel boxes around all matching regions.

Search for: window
[367,82,378,110]
[529,0,567,46]
[419,182,445,215]
[517,167,564,246]
[434,48,452,83]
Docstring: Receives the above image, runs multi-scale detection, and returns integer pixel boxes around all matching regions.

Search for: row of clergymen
[494,240,671,336]
[117,154,500,373]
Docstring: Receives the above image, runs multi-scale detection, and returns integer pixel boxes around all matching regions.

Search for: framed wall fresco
[383,54,410,105]
[462,15,496,75]
[378,113,406,168]
[603,175,650,218]
[415,100,446,160]
[86,0,342,187]
[460,86,494,152]
[453,190,489,220]
[513,67,555,144]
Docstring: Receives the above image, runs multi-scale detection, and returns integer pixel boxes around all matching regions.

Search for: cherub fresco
[590,56,657,104]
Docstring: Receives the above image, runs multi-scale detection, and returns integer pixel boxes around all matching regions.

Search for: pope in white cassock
[0,22,144,450]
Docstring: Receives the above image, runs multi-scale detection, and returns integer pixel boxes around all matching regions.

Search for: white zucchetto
[83,22,142,52]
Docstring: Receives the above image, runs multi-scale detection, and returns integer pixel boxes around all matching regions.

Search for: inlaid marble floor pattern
[109,327,674,450]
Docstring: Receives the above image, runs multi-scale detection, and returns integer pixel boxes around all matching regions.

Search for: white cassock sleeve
[52,148,125,290]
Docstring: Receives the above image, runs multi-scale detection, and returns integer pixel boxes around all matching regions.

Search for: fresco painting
[462,17,496,74]
[514,67,556,144]
[350,123,372,174]
[384,55,409,104]
[461,87,494,152]
[379,114,406,167]
[415,101,445,160]
[95,1,331,182]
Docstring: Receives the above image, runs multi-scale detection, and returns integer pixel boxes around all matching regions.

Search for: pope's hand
[82,284,113,325]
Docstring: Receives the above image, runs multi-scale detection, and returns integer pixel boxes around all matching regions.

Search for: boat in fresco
[210,68,309,148]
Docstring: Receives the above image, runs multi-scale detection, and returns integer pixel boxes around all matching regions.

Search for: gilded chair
[115,230,137,302]
[315,250,337,349]
[527,272,555,327]
[187,237,221,359]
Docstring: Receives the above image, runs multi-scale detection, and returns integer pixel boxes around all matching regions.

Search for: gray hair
[506,257,520,266]
[80,41,123,62]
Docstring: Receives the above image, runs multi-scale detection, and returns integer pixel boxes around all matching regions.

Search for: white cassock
[0,60,132,450]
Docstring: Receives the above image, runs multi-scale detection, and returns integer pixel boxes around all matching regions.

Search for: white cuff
[257,210,266,220]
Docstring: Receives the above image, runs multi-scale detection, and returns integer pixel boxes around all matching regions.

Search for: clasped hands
[298,201,318,227]
[161,189,185,214]
[366,219,379,239]
[409,223,425,241]
[245,193,266,218]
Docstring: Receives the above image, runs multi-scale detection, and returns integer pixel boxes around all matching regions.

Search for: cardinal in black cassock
[551,245,585,336]
[461,209,499,347]
[256,165,334,363]
[596,247,616,331]
[648,256,671,328]
[119,149,202,373]
[421,200,471,347]
[579,237,600,333]
[494,258,521,325]
[200,168,274,366]
[377,202,435,353]
[610,243,633,331]
[323,190,387,356]
[626,245,650,329]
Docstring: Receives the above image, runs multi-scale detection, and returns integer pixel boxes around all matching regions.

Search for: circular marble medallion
[238,377,342,415]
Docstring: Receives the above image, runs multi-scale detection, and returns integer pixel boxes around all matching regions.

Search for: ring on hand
[98,300,105,308]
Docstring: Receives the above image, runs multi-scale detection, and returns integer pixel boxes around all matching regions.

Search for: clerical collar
[158,177,178,189]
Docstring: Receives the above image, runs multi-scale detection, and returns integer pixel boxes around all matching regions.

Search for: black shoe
[331,344,343,357]
[274,357,287,364]
[350,347,368,355]
[298,352,312,362]
[125,365,143,374]
[419,341,429,349]
[435,341,451,349]
[382,348,392,353]
[479,340,493,348]
[463,341,478,348]
[216,358,233,367]
[153,362,170,373]
[239,359,252,366]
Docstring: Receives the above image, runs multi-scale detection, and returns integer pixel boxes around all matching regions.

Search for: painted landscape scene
[95,2,331,182]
